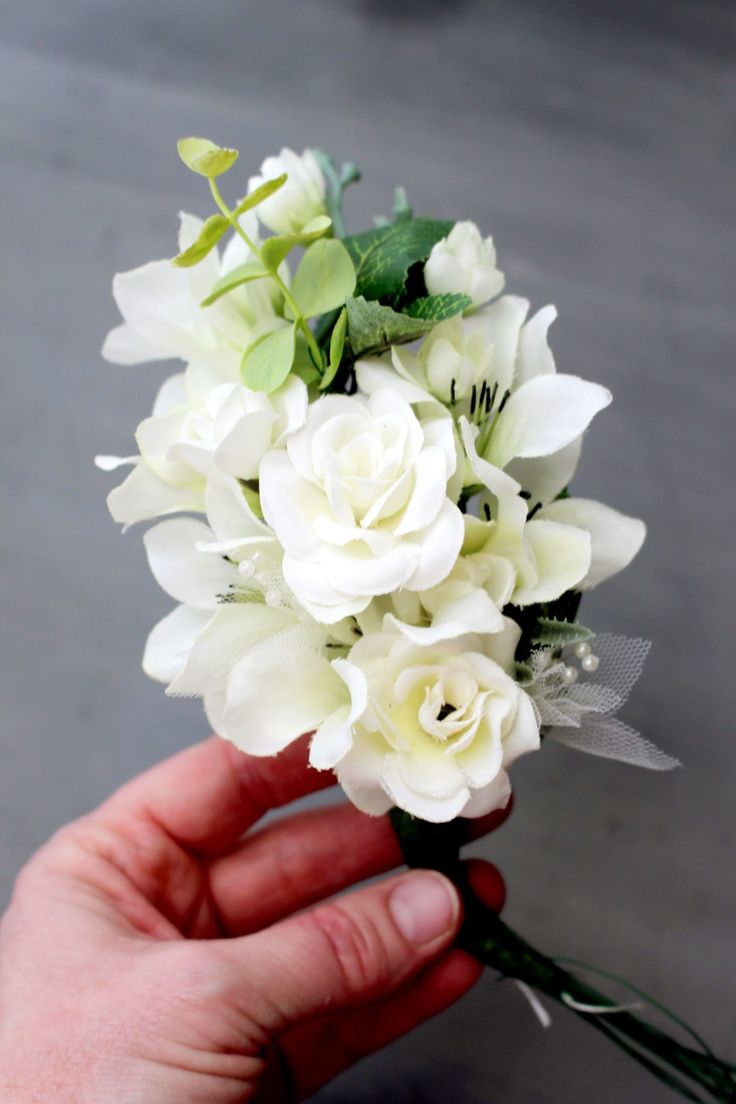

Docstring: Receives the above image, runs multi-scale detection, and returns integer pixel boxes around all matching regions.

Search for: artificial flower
[248,148,327,235]
[424,220,505,307]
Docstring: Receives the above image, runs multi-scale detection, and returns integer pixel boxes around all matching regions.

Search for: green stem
[390,811,736,1103]
[208,179,324,370]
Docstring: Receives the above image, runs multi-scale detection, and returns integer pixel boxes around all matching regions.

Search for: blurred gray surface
[1,1,734,1100]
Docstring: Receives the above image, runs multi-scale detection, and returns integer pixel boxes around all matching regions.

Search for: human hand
[0,735,509,1103]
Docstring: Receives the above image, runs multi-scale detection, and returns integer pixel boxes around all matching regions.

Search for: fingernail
[389,872,460,946]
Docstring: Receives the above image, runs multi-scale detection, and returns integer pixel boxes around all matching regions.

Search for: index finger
[99,733,335,852]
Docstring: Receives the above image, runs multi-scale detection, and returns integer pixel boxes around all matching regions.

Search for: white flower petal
[506,437,582,509]
[514,304,557,387]
[382,755,470,823]
[107,462,204,525]
[144,519,238,608]
[487,375,612,468]
[537,497,646,589]
[222,635,344,756]
[460,417,521,497]
[168,603,293,697]
[513,519,591,606]
[404,500,465,591]
[142,605,211,684]
[101,323,164,365]
[387,588,504,645]
[461,770,512,818]
[309,658,368,770]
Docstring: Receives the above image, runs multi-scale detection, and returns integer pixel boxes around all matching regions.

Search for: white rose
[259,390,464,623]
[317,625,540,823]
[249,148,327,235]
[424,220,505,307]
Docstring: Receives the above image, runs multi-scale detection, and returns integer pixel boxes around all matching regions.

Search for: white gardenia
[317,623,540,823]
[249,148,327,235]
[102,212,284,373]
[259,389,464,623]
[424,220,505,307]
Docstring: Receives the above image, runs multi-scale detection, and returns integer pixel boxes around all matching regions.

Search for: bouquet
[98,138,735,1101]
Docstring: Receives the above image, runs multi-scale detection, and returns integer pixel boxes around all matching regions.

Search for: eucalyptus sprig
[174,137,356,394]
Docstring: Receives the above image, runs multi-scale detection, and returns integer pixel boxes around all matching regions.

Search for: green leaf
[291,335,322,386]
[405,292,472,322]
[200,262,269,306]
[177,137,238,178]
[260,215,332,271]
[241,325,295,393]
[233,174,287,218]
[342,218,453,303]
[320,308,347,390]
[291,239,356,319]
[172,213,229,267]
[531,618,594,648]
[345,295,436,358]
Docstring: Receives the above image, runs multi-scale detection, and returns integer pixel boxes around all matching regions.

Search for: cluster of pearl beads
[561,640,600,685]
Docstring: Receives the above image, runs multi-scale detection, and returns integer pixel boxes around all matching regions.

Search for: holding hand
[0,735,508,1103]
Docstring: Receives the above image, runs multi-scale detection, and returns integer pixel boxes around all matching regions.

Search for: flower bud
[424,220,504,307]
[249,148,327,235]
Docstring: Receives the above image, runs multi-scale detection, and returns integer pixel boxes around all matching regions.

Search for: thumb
[222,870,462,1034]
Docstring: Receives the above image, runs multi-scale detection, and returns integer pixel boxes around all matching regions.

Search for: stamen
[483,502,492,521]
[470,384,477,417]
[497,388,511,413]
[450,378,456,406]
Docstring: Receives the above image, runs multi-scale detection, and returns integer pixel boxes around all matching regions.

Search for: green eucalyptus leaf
[172,213,229,267]
[531,618,593,648]
[260,215,332,271]
[320,308,348,390]
[345,295,435,358]
[201,262,269,306]
[342,218,453,303]
[405,292,472,322]
[233,174,288,217]
[241,325,295,394]
[177,137,239,178]
[291,239,356,319]
[291,335,322,386]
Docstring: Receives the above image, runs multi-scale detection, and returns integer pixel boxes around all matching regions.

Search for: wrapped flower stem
[391,811,736,1104]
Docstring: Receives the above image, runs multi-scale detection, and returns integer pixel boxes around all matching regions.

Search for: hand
[0,735,509,1103]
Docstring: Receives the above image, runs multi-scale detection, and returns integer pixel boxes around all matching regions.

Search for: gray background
[1,1,734,1101]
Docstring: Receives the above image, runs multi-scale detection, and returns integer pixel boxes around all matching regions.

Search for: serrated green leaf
[405,292,472,322]
[345,295,436,358]
[233,174,288,218]
[241,325,295,393]
[290,239,356,320]
[342,218,453,303]
[260,215,332,271]
[201,262,269,306]
[172,213,229,267]
[177,137,239,178]
[531,618,594,648]
[320,308,347,390]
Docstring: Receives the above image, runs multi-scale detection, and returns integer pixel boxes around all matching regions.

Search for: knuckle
[304,903,390,1000]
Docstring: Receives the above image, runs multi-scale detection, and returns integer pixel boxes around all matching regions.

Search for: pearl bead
[574,642,591,659]
[562,665,578,685]
[581,653,600,673]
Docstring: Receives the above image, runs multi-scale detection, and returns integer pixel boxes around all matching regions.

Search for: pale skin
[0,734,509,1103]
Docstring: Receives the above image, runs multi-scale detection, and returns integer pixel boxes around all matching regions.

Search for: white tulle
[526,635,680,770]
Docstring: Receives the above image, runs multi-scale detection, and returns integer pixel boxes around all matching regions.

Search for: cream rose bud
[259,390,464,624]
[322,628,540,823]
[248,148,327,235]
[424,221,505,308]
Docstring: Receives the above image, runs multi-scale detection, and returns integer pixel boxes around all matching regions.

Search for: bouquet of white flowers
[98,138,735,1101]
